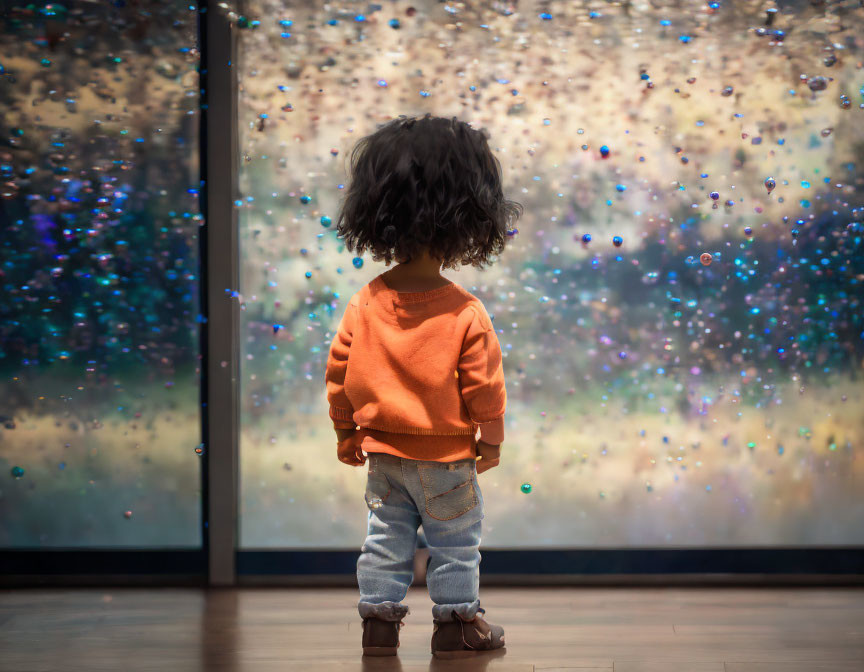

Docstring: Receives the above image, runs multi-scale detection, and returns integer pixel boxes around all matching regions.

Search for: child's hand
[475,440,500,474]
[336,429,366,467]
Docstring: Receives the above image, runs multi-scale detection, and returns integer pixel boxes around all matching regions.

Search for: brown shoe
[361,616,404,656]
[431,608,505,659]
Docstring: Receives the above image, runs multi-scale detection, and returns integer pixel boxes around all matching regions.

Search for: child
[324,114,522,659]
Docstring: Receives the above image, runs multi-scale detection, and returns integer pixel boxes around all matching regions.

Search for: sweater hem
[363,443,477,463]
[357,427,477,462]
[361,421,477,436]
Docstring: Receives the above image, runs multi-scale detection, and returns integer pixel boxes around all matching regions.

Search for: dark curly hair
[335,114,522,270]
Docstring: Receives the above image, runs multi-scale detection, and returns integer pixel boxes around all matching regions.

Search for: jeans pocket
[365,455,391,511]
[417,460,478,521]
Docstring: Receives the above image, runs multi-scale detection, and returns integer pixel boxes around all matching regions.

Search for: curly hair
[335,114,522,271]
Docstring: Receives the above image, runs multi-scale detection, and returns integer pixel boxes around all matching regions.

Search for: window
[0,2,202,547]
[236,0,864,549]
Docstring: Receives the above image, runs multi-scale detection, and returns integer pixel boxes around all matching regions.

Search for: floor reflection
[359,649,508,672]
[426,649,508,671]
[360,657,404,672]
[201,589,239,672]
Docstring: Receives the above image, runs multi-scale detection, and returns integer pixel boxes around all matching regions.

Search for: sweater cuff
[332,419,357,430]
[477,415,504,445]
[329,405,354,423]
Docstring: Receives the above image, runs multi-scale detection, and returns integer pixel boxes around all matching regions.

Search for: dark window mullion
[199,0,240,587]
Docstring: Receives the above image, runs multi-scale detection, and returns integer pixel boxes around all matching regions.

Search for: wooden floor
[1,587,863,671]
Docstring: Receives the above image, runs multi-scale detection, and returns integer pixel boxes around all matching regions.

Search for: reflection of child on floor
[324,114,522,659]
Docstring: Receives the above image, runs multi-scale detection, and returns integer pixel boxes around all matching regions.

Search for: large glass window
[237,0,864,548]
[0,2,202,547]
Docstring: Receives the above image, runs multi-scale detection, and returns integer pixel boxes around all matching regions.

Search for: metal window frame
[234,549,864,586]
[1,0,863,588]
[199,0,240,587]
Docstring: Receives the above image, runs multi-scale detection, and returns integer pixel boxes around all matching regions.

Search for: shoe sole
[362,647,398,657]
[432,647,507,659]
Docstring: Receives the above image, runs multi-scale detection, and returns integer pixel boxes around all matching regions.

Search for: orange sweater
[324,273,507,462]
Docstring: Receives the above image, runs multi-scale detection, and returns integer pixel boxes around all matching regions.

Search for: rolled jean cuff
[432,599,481,622]
[358,600,410,621]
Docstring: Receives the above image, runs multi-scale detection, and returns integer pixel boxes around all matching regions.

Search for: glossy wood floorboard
[1,587,863,672]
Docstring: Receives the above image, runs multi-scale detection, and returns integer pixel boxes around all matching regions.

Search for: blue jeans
[357,452,483,623]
